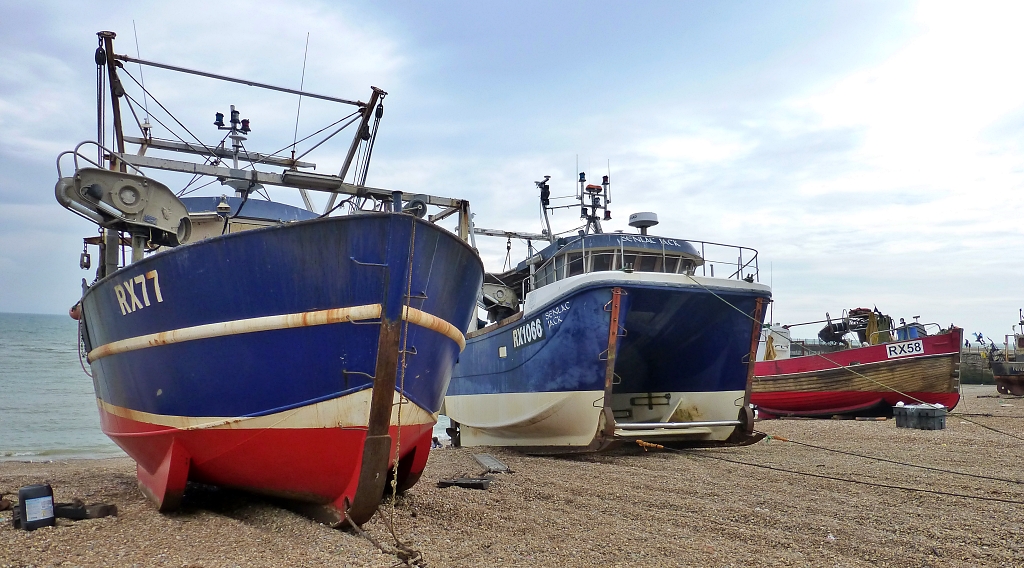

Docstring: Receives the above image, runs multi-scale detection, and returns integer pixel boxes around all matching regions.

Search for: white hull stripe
[88,303,465,362]
[97,389,436,431]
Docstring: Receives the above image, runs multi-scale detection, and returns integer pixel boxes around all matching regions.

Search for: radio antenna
[291,33,310,161]
[131,21,151,131]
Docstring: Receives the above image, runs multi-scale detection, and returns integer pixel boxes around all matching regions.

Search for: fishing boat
[752,308,962,418]
[56,31,482,526]
[990,309,1024,396]
[443,174,771,452]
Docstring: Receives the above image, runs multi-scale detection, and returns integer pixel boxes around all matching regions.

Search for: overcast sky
[1,0,1021,341]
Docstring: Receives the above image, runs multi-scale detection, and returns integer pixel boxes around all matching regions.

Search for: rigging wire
[291,32,310,161]
[131,20,150,124]
[119,68,219,159]
[291,112,363,163]
[356,96,385,186]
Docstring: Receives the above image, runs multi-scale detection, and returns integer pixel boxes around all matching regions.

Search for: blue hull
[446,274,769,448]
[82,213,482,420]
[449,280,767,397]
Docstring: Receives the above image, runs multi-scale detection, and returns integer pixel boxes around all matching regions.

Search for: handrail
[57,141,147,179]
[527,234,760,287]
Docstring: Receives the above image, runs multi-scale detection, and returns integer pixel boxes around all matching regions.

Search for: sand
[2,384,1022,568]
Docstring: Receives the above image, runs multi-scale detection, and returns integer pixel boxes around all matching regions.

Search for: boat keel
[137,439,191,512]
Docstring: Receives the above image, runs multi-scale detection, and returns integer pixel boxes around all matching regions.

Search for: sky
[1,0,1021,341]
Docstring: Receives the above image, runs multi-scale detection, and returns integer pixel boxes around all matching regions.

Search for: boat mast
[323,87,386,215]
[578,172,611,235]
[536,176,556,244]
[85,36,474,247]
[97,31,125,276]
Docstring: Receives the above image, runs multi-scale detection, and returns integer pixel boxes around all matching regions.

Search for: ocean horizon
[0,312,450,462]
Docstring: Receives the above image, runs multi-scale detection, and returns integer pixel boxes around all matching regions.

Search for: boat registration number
[886,339,924,358]
[512,318,545,349]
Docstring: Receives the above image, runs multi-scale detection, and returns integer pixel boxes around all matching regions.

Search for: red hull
[99,406,433,521]
[753,329,962,418]
[752,391,961,418]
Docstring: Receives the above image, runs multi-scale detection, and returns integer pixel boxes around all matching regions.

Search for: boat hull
[752,329,962,417]
[79,213,482,520]
[992,359,1024,395]
[445,272,770,450]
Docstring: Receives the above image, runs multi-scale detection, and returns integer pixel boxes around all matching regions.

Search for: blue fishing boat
[55,31,482,526]
[444,175,770,452]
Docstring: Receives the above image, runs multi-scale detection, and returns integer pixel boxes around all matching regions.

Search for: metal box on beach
[893,404,947,430]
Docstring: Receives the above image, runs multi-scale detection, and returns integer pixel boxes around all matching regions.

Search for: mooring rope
[383,217,426,567]
[757,432,1024,485]
[636,440,1023,505]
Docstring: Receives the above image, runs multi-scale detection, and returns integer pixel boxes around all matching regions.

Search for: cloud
[1,0,1021,338]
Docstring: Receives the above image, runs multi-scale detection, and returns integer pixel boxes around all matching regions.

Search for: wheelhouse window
[637,254,661,272]
[591,252,614,272]
[664,256,679,274]
[567,253,585,277]
[531,246,702,289]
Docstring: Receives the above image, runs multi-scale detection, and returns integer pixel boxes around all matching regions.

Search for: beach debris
[54,499,118,520]
[11,495,117,530]
[826,533,837,543]
[15,484,55,531]
[437,477,492,490]
[893,404,947,430]
[473,453,512,474]
[854,416,888,421]
[0,495,12,511]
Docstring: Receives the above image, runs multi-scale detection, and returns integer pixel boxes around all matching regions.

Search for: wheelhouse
[531,233,704,288]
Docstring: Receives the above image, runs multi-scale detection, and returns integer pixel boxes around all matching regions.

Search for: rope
[77,315,93,378]
[391,219,417,509]
[757,432,1024,485]
[341,510,426,567]
[636,440,1023,505]
[380,217,425,566]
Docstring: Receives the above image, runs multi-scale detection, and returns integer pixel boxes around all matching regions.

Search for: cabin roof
[182,196,319,223]
[515,232,701,272]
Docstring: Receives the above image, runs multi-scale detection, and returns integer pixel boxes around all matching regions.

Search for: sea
[0,312,450,462]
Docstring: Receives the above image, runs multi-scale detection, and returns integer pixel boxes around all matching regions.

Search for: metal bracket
[630,393,671,409]
[342,369,375,390]
[350,256,388,267]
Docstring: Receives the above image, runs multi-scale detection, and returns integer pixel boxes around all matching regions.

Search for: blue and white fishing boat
[444,174,771,452]
[55,31,482,526]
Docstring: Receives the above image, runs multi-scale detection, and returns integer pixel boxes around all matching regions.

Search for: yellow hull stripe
[88,303,465,362]
[97,392,436,432]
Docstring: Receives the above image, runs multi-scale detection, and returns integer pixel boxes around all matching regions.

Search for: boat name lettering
[886,339,924,359]
[512,318,544,349]
[616,235,680,247]
[543,302,571,328]
[114,270,164,316]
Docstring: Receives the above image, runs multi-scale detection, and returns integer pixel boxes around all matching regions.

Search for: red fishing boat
[752,308,962,418]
